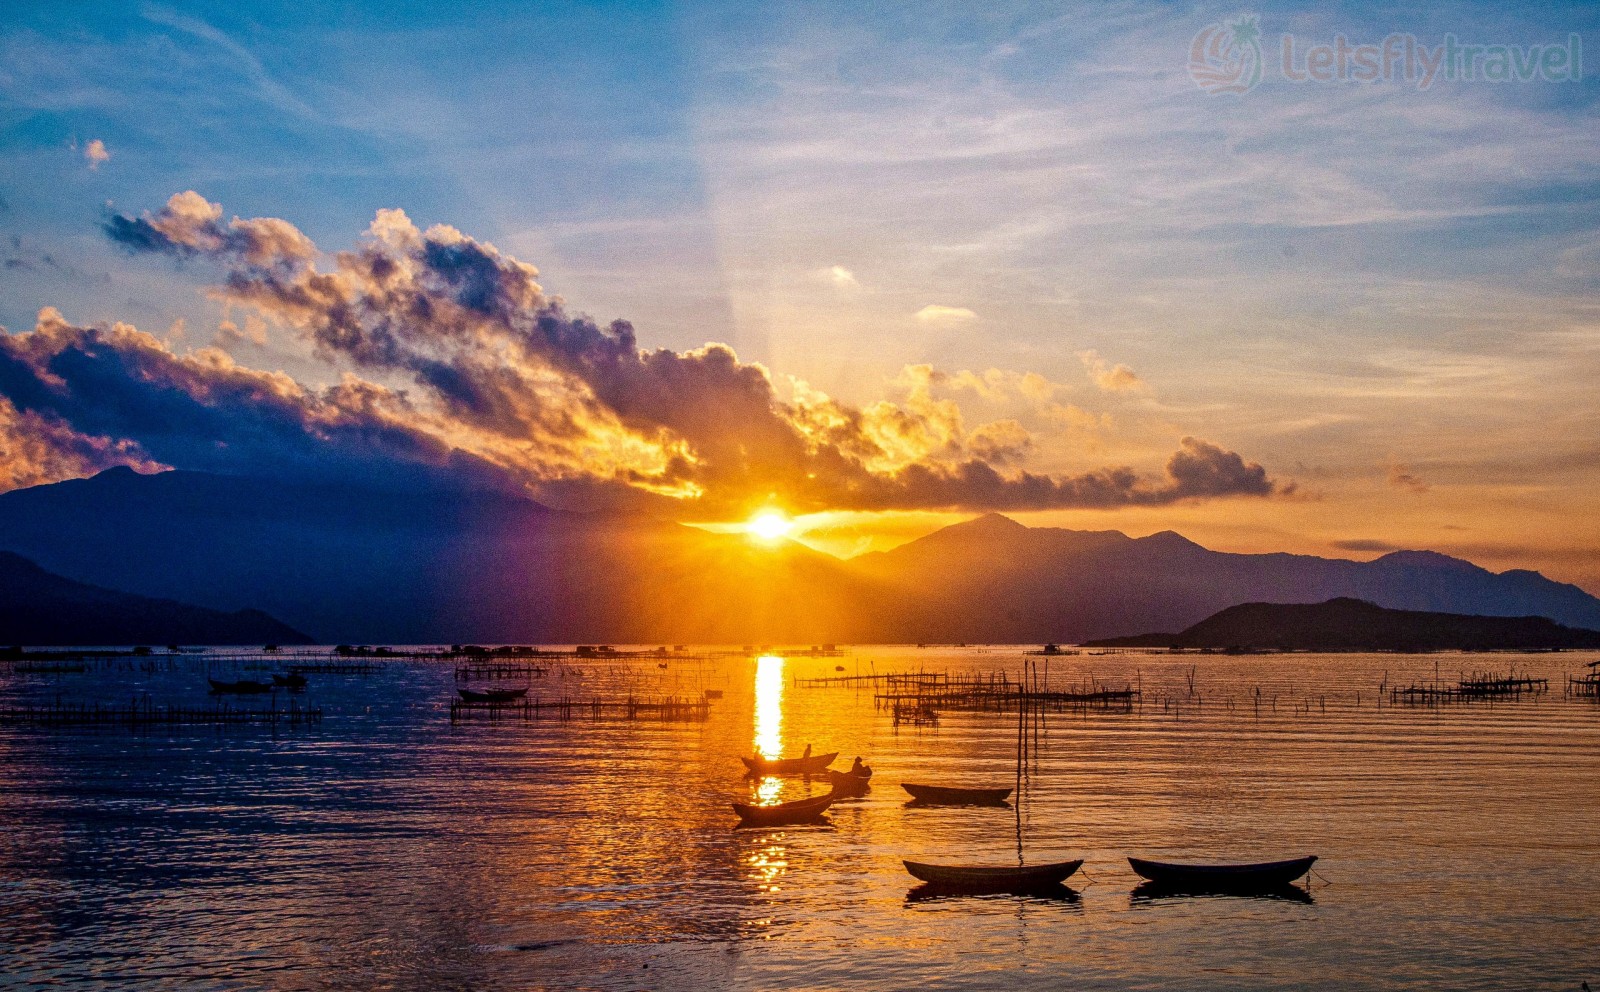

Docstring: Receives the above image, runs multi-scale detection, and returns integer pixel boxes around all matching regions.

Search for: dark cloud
[1332,539,1403,553]
[1387,461,1429,493]
[0,309,515,494]
[3,192,1289,512]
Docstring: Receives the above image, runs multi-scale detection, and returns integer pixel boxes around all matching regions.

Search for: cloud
[915,304,976,322]
[0,394,163,491]
[105,191,316,267]
[2,193,1287,514]
[1332,539,1403,553]
[1387,461,1430,493]
[825,265,857,287]
[83,139,110,170]
[1078,350,1146,393]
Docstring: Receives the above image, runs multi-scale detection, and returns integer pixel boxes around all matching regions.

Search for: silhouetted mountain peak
[1138,529,1204,551]
[1372,549,1486,573]
[959,512,1026,533]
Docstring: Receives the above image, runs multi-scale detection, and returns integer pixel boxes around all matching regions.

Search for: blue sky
[1,1,1598,585]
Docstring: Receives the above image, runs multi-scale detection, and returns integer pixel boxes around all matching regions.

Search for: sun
[747,511,794,542]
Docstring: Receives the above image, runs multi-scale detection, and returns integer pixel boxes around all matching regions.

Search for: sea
[0,646,1596,991]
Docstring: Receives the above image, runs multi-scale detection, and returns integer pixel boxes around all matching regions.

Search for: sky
[0,1,1597,590]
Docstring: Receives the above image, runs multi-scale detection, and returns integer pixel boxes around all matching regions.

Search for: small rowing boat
[1127,855,1317,891]
[903,859,1082,893]
[827,768,872,795]
[740,751,838,775]
[902,783,1012,805]
[457,687,529,703]
[731,793,837,827]
[208,678,274,694]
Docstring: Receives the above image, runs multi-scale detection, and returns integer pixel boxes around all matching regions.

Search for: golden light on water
[754,654,784,759]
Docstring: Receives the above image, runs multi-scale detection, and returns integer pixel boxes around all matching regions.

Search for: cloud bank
[0,192,1286,512]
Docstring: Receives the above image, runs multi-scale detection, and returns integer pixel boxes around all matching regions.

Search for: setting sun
[747,511,793,542]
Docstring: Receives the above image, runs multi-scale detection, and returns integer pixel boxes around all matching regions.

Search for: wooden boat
[827,768,872,795]
[903,859,1082,892]
[1127,855,1317,891]
[731,793,837,827]
[457,687,529,703]
[902,783,1012,805]
[271,673,308,689]
[208,678,274,694]
[740,751,838,775]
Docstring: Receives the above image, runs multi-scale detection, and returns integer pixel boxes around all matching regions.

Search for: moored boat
[827,768,872,795]
[457,687,529,703]
[740,751,838,775]
[208,678,274,694]
[903,859,1083,893]
[731,793,837,827]
[1127,855,1317,891]
[902,783,1012,805]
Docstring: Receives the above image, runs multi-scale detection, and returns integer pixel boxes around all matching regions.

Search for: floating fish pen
[891,701,940,726]
[9,662,88,674]
[1391,671,1550,703]
[759,646,846,658]
[287,661,382,675]
[0,698,322,728]
[1567,674,1600,697]
[448,694,712,724]
[1024,645,1081,656]
[1456,675,1548,696]
[453,663,548,681]
[874,670,1140,715]
[793,671,942,688]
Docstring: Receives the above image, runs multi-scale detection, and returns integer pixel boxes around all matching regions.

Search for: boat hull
[827,770,872,795]
[740,752,838,775]
[901,783,1012,805]
[903,859,1082,892]
[1127,855,1317,891]
[731,794,837,827]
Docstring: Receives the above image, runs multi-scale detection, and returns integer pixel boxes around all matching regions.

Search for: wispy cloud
[915,304,976,322]
[1079,349,1147,393]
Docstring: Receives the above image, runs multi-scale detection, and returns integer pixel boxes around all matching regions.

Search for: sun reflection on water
[746,836,788,893]
[754,655,784,759]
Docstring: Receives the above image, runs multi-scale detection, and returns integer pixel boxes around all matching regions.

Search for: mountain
[0,551,311,646]
[0,468,1597,644]
[1081,597,1600,651]
[839,517,1600,643]
[0,467,870,643]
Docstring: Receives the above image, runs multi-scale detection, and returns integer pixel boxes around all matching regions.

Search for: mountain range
[0,467,1596,644]
[0,550,310,646]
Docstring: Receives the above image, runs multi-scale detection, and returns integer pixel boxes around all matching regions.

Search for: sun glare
[748,511,793,542]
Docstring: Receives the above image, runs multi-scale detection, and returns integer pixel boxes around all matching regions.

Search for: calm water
[1,647,1597,991]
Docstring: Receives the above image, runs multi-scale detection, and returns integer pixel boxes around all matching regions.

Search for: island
[1081,597,1600,652]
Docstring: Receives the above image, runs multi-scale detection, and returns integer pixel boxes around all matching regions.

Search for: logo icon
[1188,14,1265,94]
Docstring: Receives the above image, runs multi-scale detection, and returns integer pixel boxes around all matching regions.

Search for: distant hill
[1082,598,1600,651]
[1,469,1598,643]
[841,513,1600,643]
[0,551,311,646]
